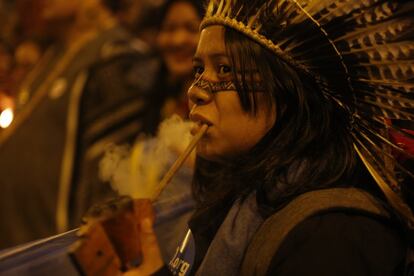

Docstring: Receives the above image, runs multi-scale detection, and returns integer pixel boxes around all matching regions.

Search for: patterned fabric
[191,77,264,93]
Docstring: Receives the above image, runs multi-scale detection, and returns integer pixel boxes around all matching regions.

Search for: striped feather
[310,0,384,24]
[359,90,414,109]
[354,2,399,26]
[342,42,414,61]
[334,18,413,48]
[350,62,414,81]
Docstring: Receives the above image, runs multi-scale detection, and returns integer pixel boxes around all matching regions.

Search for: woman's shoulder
[267,211,407,275]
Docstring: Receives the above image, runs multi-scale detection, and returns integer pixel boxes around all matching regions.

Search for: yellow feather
[206,0,215,16]
[216,0,225,16]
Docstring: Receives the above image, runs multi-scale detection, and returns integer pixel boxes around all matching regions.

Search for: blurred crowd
[0,0,203,259]
[0,0,198,113]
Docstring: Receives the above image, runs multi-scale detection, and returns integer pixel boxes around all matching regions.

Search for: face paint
[191,76,265,94]
[191,77,236,93]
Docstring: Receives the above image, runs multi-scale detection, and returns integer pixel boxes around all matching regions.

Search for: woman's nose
[187,79,213,106]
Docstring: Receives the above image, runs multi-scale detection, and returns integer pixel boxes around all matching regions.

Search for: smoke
[99,115,194,199]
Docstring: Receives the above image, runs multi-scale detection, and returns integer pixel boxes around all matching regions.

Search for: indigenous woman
[126,0,414,275]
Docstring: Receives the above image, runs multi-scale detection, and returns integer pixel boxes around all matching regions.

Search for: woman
[125,0,414,275]
[149,0,204,127]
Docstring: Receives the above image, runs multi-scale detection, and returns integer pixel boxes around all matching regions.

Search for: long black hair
[192,27,361,215]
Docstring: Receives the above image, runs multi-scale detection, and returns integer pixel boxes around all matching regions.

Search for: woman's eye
[193,65,204,76]
[218,65,232,75]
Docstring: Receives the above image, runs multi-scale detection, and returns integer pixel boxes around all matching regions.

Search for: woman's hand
[123,218,164,276]
[74,197,164,276]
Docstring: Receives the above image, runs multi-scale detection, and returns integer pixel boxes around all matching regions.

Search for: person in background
[135,0,204,262]
[0,0,158,249]
[72,0,203,263]
[69,0,203,263]
[152,0,203,122]
[101,0,203,126]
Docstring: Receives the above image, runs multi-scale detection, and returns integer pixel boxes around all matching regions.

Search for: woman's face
[157,1,201,80]
[188,25,276,162]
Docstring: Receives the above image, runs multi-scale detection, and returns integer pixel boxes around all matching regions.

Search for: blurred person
[97,0,204,262]
[100,0,203,123]
[86,0,204,263]
[146,0,204,262]
[150,0,203,124]
[103,0,166,47]
[103,0,164,33]
[103,0,146,31]
[63,0,203,264]
[0,0,159,249]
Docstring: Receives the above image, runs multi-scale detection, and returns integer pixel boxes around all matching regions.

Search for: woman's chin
[196,144,217,162]
[196,149,227,164]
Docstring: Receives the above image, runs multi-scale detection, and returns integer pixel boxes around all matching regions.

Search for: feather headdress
[201,0,414,226]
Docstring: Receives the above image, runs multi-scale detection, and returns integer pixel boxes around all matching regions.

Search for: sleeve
[69,51,160,227]
[80,52,160,135]
[266,212,406,276]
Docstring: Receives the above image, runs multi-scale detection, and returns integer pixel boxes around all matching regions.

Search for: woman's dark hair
[192,27,360,215]
[157,0,204,29]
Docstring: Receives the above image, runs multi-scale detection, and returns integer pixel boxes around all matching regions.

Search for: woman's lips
[189,113,212,135]
[189,113,212,125]
[191,121,209,135]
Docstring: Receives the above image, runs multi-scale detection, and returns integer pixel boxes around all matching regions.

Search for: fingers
[140,218,165,272]
[123,218,164,276]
